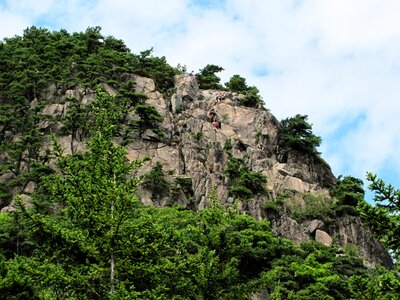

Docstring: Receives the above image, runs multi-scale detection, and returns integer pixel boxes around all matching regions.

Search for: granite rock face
[1,73,392,269]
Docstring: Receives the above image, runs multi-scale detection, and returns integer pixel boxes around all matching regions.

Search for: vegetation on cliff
[0,27,399,299]
[358,173,400,261]
[278,114,322,157]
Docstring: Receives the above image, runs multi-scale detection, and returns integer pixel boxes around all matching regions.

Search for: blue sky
[2,0,400,200]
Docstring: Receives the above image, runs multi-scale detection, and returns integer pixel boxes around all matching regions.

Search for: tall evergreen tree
[358,173,400,261]
[4,91,143,298]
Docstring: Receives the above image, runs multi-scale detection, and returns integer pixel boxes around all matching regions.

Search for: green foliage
[142,162,170,200]
[62,96,89,152]
[255,130,262,143]
[288,193,334,223]
[0,26,150,204]
[192,131,203,141]
[224,157,267,200]
[0,92,144,298]
[334,204,358,217]
[260,241,368,299]
[0,27,177,207]
[357,173,400,261]
[0,26,398,299]
[134,103,164,134]
[343,243,360,257]
[278,114,322,156]
[263,192,289,211]
[0,91,281,299]
[349,266,400,299]
[225,74,248,93]
[242,86,264,108]
[168,176,194,208]
[175,63,187,73]
[196,64,224,89]
[174,106,183,114]
[115,80,148,110]
[331,175,365,207]
[133,48,179,94]
[174,176,193,197]
[225,74,264,107]
[224,139,233,153]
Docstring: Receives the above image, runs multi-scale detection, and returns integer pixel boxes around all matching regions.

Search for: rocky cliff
[1,73,393,269]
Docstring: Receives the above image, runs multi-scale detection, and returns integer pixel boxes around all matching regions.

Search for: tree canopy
[195,64,224,89]
[0,26,170,205]
[225,74,264,108]
[278,114,322,156]
[331,175,365,207]
[358,173,400,261]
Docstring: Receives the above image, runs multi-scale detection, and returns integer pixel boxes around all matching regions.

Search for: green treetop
[278,114,322,156]
[358,173,400,261]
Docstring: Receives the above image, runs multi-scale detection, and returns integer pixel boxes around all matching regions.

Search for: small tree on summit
[225,74,264,108]
[278,114,322,156]
[196,64,224,89]
[225,74,248,93]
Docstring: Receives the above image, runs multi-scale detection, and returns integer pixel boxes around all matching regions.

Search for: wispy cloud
[2,0,400,191]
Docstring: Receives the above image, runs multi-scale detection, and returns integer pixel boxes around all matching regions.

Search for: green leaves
[1,92,145,297]
[133,48,179,93]
[225,74,264,107]
[196,64,224,89]
[357,173,400,260]
[278,114,322,156]
[224,157,267,200]
[331,175,365,207]
[134,103,164,135]
[0,26,398,299]
[141,162,170,200]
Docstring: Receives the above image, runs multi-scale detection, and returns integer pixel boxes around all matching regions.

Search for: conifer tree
[358,173,400,260]
[7,90,143,297]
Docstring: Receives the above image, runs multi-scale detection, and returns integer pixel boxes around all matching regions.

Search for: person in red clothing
[208,108,222,129]
[208,108,217,122]
[212,121,220,129]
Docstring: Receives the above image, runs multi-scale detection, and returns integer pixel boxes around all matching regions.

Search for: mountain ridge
[3,72,389,268]
[0,27,397,298]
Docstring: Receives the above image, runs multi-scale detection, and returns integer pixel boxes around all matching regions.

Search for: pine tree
[9,91,143,297]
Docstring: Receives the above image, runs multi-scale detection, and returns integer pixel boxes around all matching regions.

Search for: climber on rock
[212,120,220,129]
[208,107,222,129]
[207,107,217,122]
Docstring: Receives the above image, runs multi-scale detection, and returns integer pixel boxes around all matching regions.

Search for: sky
[1,0,400,199]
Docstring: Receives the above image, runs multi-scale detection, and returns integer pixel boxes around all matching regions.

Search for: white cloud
[2,0,55,16]
[0,10,30,38]
[314,0,400,52]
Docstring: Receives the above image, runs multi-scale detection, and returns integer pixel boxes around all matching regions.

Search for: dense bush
[195,64,224,89]
[331,175,364,207]
[132,48,180,94]
[278,114,322,156]
[287,192,335,223]
[225,74,264,108]
[225,74,248,93]
[141,162,170,200]
[224,157,267,199]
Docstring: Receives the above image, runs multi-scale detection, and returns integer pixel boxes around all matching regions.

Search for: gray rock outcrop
[1,73,392,270]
